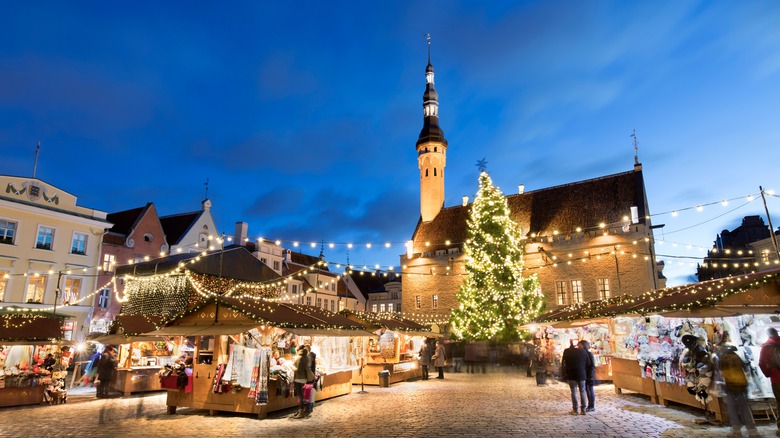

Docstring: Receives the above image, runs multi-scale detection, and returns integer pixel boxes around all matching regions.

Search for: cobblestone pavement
[2,368,778,437]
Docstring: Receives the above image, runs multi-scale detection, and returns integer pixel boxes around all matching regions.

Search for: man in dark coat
[579,340,596,412]
[562,340,592,415]
[96,346,118,398]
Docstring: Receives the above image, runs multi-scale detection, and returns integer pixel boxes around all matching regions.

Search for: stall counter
[352,360,421,386]
[0,386,45,407]
[112,366,165,396]
[165,364,352,419]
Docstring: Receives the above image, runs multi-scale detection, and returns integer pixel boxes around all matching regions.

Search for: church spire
[417,34,448,222]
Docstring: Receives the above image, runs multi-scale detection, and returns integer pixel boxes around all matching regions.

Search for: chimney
[235,221,248,246]
[518,184,525,194]
[462,196,469,206]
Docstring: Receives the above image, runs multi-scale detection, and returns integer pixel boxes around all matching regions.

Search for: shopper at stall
[720,344,760,437]
[96,346,118,398]
[419,339,431,380]
[432,340,446,379]
[451,341,464,373]
[578,340,596,412]
[561,340,591,415]
[759,327,780,434]
[292,347,314,418]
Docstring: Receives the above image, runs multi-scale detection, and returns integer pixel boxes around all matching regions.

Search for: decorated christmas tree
[449,171,544,342]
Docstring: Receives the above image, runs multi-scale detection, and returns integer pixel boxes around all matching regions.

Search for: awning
[91,334,170,345]
[283,328,376,337]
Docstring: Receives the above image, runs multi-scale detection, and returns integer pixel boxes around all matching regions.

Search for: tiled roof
[105,204,150,236]
[412,169,646,252]
[160,211,201,246]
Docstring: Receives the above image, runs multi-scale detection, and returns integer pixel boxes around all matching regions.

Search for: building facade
[697,215,780,280]
[0,175,110,340]
[401,55,662,323]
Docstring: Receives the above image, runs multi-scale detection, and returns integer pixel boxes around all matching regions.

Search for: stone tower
[417,37,448,222]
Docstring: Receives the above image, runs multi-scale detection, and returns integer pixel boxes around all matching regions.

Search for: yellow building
[0,175,110,341]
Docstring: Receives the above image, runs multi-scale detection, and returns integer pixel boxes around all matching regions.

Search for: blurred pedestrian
[96,346,118,398]
[293,346,314,418]
[419,339,431,380]
[561,340,591,415]
[759,327,780,434]
[579,340,596,412]
[433,340,446,379]
[451,341,464,373]
[720,344,759,437]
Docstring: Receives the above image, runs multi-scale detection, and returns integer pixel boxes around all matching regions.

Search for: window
[317,297,322,308]
[432,294,439,309]
[388,303,394,313]
[762,249,771,263]
[273,261,280,271]
[102,253,116,272]
[306,296,312,306]
[0,271,8,301]
[556,281,567,305]
[571,280,583,304]
[26,274,47,303]
[380,303,386,312]
[338,300,345,311]
[372,304,378,313]
[260,257,268,265]
[98,288,111,309]
[0,220,16,245]
[36,226,55,250]
[63,277,83,304]
[291,284,299,294]
[330,300,335,312]
[598,278,610,300]
[390,292,399,299]
[71,232,88,255]
[198,233,209,248]
[415,295,421,309]
[143,233,153,242]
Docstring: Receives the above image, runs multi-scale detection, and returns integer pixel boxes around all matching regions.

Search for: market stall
[92,314,179,396]
[342,312,436,386]
[0,308,70,407]
[534,267,780,423]
[528,319,613,383]
[131,296,369,418]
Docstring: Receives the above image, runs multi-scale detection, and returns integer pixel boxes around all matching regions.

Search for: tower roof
[417,37,447,148]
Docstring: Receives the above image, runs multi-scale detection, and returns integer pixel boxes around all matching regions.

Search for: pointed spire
[32,141,40,178]
[417,33,447,148]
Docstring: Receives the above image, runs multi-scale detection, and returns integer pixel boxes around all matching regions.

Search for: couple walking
[561,340,595,415]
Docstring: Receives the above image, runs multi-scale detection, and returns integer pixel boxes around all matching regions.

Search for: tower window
[434,168,437,176]
[425,169,429,177]
[434,147,437,152]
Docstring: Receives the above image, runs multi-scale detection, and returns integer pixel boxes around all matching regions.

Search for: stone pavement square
[1,368,777,437]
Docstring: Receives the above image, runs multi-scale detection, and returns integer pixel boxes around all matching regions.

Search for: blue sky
[1,1,779,286]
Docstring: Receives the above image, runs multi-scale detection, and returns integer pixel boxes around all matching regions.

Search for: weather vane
[630,129,639,165]
[203,177,209,200]
[476,158,488,173]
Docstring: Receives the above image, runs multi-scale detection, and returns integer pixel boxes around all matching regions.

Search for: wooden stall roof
[138,297,370,336]
[340,310,437,337]
[0,308,66,342]
[115,246,280,283]
[533,267,780,323]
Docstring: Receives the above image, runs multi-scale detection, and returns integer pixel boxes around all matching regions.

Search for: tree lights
[449,172,544,342]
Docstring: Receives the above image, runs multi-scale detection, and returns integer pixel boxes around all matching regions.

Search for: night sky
[2,1,779,286]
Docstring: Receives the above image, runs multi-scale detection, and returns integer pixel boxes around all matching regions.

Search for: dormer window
[143,233,153,242]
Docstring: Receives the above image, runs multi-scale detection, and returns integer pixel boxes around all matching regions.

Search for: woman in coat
[433,340,446,379]
[418,340,431,380]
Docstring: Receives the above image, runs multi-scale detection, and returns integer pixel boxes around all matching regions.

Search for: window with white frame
[0,219,17,245]
[71,232,88,255]
[388,303,394,313]
[63,277,83,304]
[260,257,268,265]
[98,288,111,309]
[338,300,345,311]
[306,296,312,306]
[291,284,299,294]
[317,297,322,308]
[0,270,9,301]
[598,278,610,300]
[556,281,567,305]
[330,300,335,312]
[432,294,439,309]
[380,303,386,312]
[102,253,116,272]
[26,274,47,303]
[415,295,421,309]
[372,303,378,312]
[273,260,280,271]
[36,226,55,250]
[390,291,399,299]
[571,280,583,304]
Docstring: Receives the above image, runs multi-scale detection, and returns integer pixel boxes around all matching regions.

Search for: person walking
[720,344,760,437]
[561,340,591,415]
[433,340,446,379]
[579,340,596,412]
[419,339,431,380]
[293,347,314,418]
[451,341,464,373]
[759,327,780,435]
[96,346,118,398]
